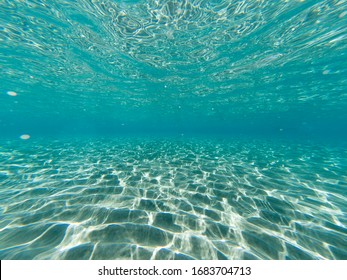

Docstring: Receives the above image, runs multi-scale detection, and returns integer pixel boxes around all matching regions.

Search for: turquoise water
[0,0,346,259]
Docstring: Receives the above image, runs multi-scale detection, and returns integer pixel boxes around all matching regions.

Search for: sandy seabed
[0,138,346,260]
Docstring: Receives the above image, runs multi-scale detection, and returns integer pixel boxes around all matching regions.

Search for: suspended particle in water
[7,91,17,96]
[20,134,30,140]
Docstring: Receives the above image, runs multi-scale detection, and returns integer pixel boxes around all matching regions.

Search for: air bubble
[7,91,17,97]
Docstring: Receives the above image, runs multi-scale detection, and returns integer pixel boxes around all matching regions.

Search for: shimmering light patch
[19,134,30,140]
[339,11,347,18]
[6,91,17,97]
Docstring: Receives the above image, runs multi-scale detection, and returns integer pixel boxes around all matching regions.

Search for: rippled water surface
[0,0,347,260]
[1,0,346,128]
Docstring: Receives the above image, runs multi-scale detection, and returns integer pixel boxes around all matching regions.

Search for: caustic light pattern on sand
[0,139,346,260]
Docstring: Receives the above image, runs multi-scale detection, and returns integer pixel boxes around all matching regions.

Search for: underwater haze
[0,0,346,260]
